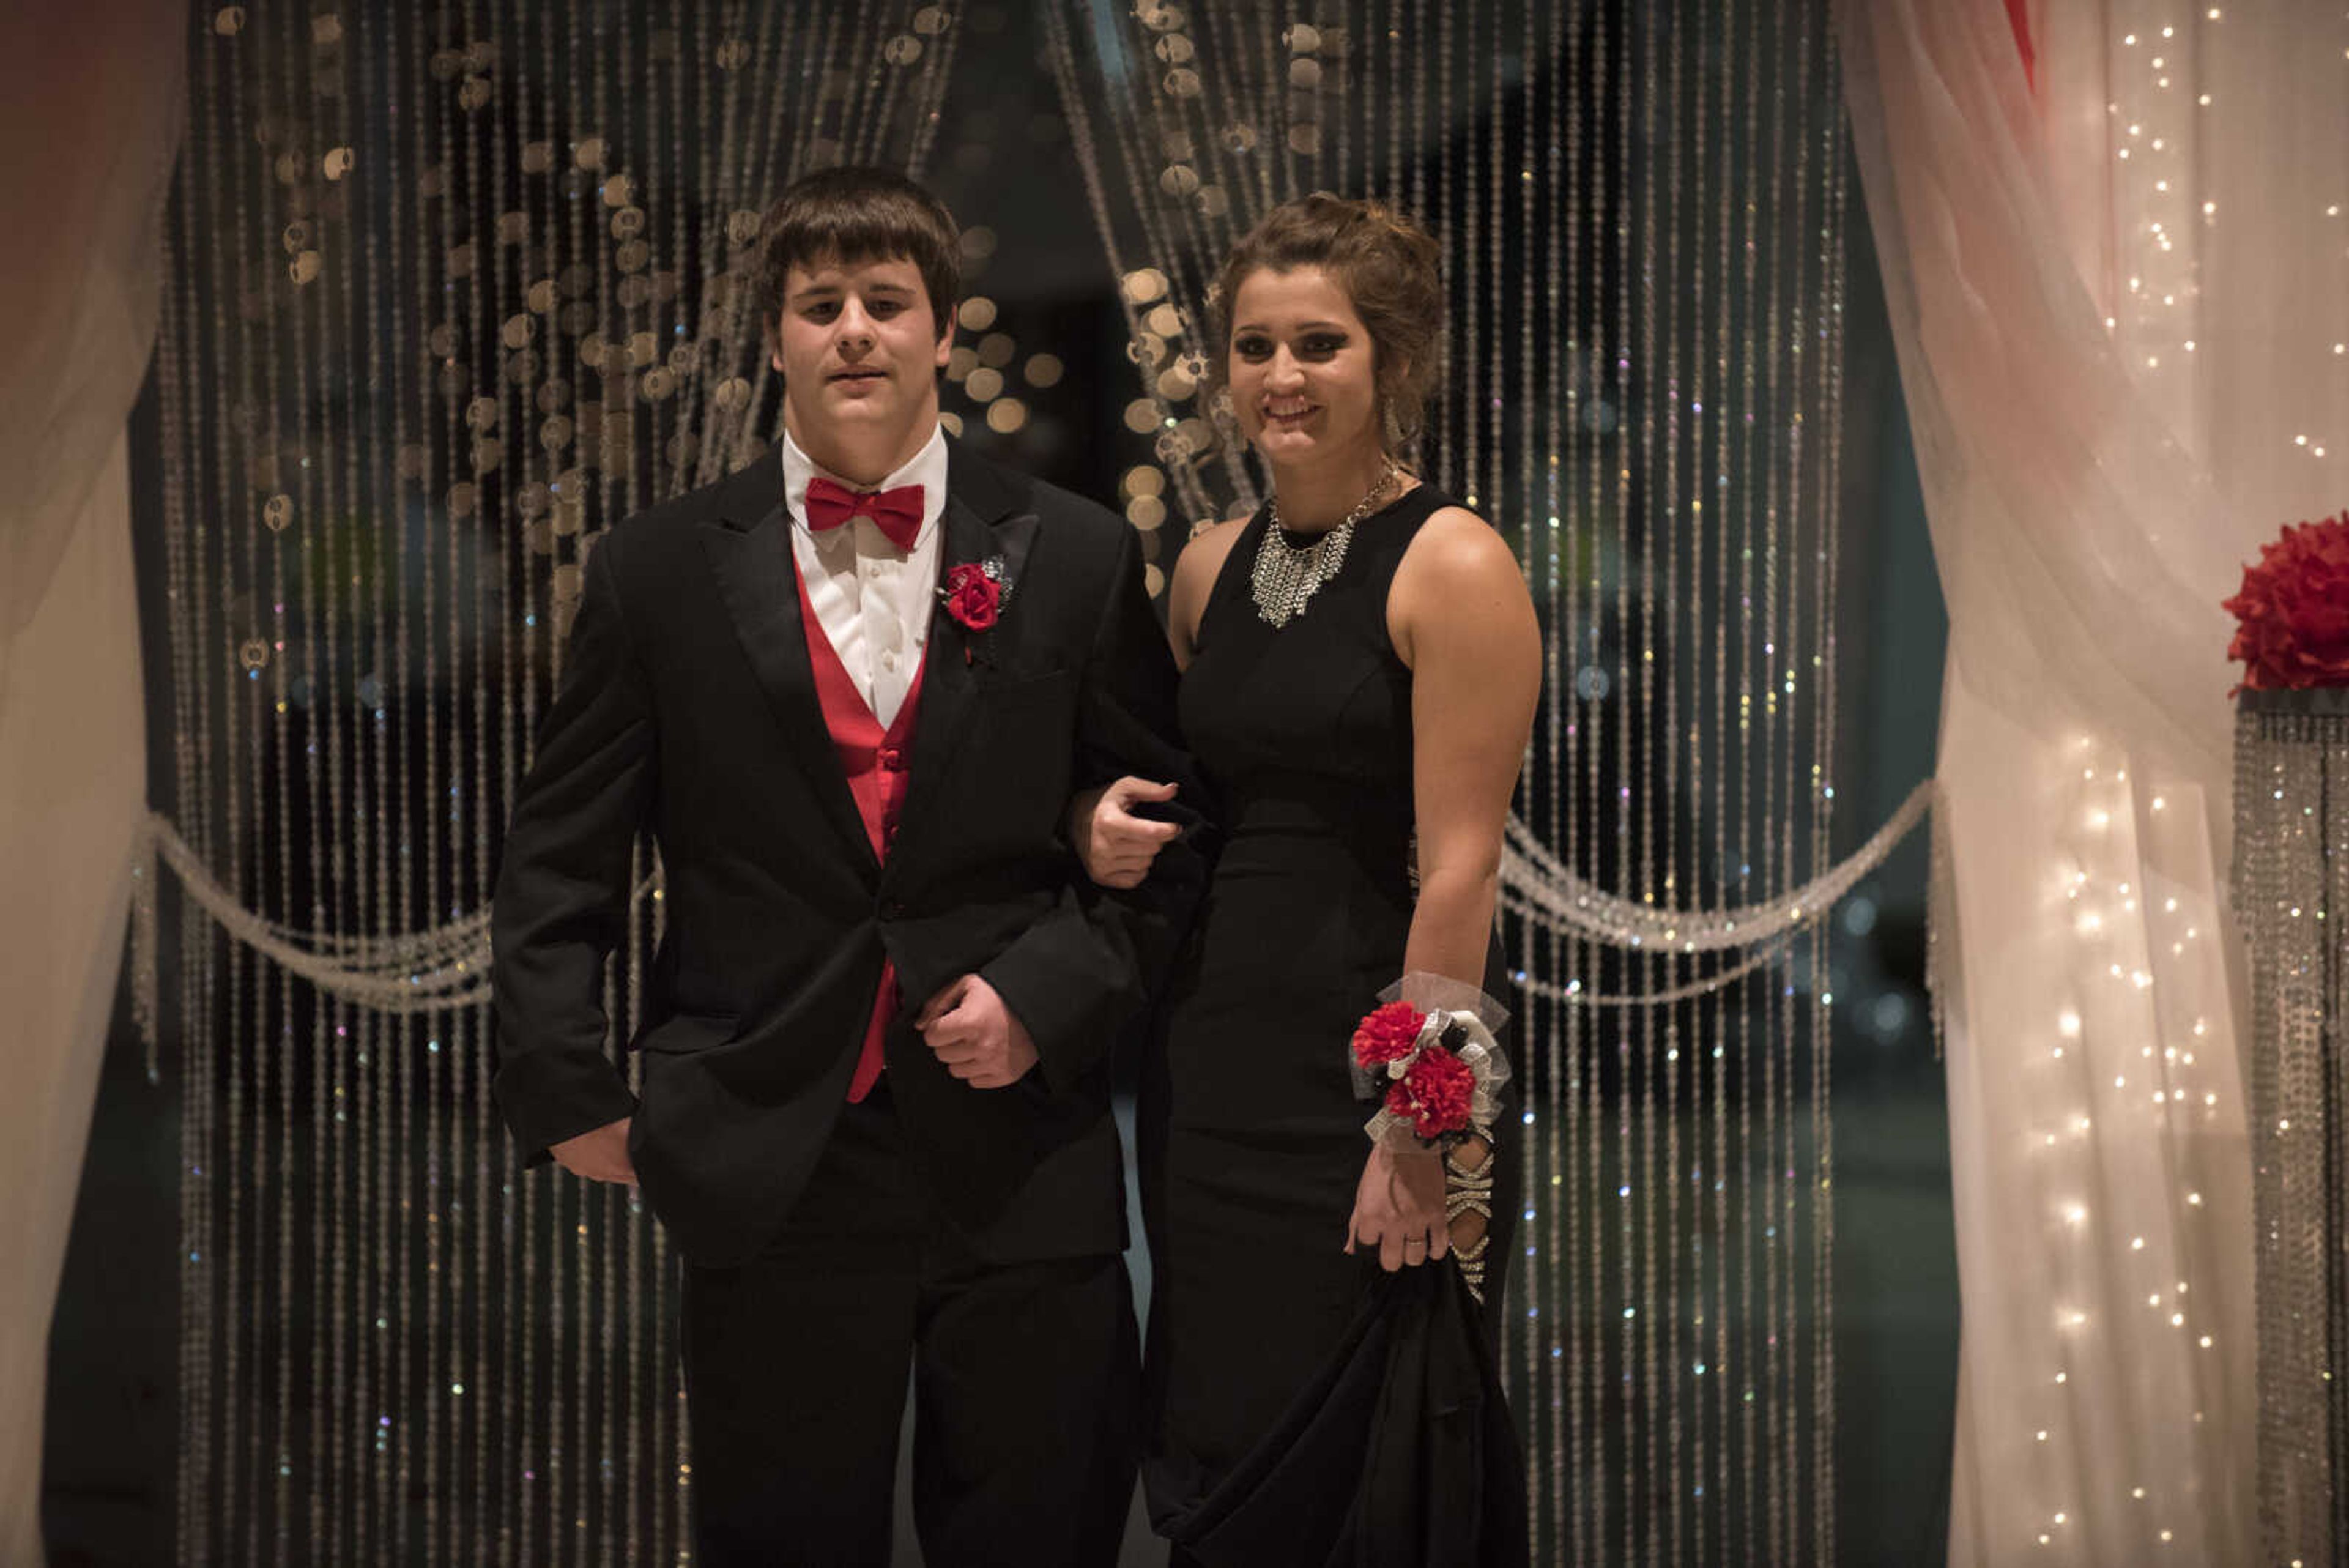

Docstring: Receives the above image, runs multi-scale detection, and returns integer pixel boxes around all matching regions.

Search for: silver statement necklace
[1250,462,1401,628]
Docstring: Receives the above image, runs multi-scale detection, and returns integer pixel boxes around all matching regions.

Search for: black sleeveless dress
[1140,483,1521,1564]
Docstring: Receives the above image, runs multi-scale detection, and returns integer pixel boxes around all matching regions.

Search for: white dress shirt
[782,423,949,730]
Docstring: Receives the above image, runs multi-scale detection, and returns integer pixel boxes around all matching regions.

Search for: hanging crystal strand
[304,6,354,1527]
[166,32,218,1547]
[529,7,571,1555]
[1762,2,1802,1547]
[1659,2,1696,1555]
[491,1,527,1557]
[1552,1,1587,1555]
[1685,2,1719,1556]
[1809,69,1852,1561]
[1494,0,1524,1436]
[1627,0,1665,1553]
[906,3,958,174]
[1455,0,1485,516]
[1731,0,1771,1544]
[395,13,440,1560]
[847,0,896,167]
[1797,15,1835,1556]
[1188,0,1266,258]
[157,99,206,1556]
[841,0,883,166]
[1777,14,1824,1556]
[1509,0,1542,1532]
[736,2,809,470]
[208,15,262,1546]
[1575,5,1612,1552]
[1702,1,1737,1553]
[307,10,359,1548]
[346,9,394,1551]
[675,1,725,497]
[435,7,475,1556]
[1037,5,1214,527]
[248,13,306,1558]
[236,32,275,1561]
[1188,0,1264,219]
[1599,4,1638,1555]
[593,17,634,1559]
[855,7,907,168]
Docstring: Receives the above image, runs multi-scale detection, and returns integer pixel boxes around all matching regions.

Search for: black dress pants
[680,1083,1140,1567]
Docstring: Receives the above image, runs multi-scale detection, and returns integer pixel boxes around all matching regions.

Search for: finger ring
[1405,1236,1426,1250]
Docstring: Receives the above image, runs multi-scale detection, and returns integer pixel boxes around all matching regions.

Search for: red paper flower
[1351,1000,1427,1069]
[1384,1044,1477,1139]
[2224,511,2349,692]
[941,562,1001,632]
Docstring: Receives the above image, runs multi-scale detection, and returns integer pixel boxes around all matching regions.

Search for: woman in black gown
[1077,195,1542,1566]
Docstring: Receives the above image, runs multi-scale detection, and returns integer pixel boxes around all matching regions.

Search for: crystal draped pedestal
[2233,686,2349,1565]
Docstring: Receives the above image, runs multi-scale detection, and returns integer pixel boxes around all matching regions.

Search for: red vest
[795,567,929,1102]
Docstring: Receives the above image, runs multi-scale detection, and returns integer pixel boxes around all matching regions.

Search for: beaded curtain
[148,1,1883,1564]
[1044,2,1860,1562]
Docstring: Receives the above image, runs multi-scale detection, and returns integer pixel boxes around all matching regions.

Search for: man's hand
[1068,776,1182,890]
[914,974,1041,1089]
[1345,1142,1449,1271]
[550,1115,636,1185]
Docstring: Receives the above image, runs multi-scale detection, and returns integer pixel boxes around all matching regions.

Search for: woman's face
[1225,265,1386,471]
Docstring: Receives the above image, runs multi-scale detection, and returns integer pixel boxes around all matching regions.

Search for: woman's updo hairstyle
[1209,192,1445,453]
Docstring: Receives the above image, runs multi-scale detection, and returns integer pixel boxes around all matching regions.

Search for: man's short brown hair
[752,166,961,343]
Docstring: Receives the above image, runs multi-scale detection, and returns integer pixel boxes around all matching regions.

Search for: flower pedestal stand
[2233,686,2349,1565]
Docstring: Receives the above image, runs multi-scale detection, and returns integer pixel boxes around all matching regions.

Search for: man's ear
[765,316,785,375]
[932,319,955,371]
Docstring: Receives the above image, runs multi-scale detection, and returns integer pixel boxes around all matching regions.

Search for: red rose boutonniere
[2224,510,2349,693]
[939,557,1012,663]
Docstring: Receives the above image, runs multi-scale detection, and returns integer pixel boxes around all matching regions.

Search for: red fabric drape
[2003,0,2035,87]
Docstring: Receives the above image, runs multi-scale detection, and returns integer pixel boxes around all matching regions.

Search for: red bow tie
[804,475,924,552]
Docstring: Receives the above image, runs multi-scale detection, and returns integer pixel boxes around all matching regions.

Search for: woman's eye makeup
[1231,332,1349,360]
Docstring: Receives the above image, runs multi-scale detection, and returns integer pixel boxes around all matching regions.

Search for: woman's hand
[1346,1142,1450,1269]
[1066,775,1182,888]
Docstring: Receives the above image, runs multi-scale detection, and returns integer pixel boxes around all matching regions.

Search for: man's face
[770,255,953,453]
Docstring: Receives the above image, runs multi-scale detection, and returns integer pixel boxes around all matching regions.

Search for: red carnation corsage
[1384,1046,1479,1140]
[1351,1000,1427,1069]
[1348,975,1513,1150]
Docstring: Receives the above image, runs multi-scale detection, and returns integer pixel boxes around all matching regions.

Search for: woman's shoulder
[1387,497,1534,667]
[1394,498,1521,592]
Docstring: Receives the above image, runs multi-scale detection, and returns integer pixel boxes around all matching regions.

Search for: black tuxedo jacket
[490,439,1204,1267]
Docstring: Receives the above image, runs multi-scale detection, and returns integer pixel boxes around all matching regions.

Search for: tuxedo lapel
[892,445,1042,870]
[698,465,879,877]
[894,493,991,834]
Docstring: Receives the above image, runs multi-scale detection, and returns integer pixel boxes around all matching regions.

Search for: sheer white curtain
[0,4,182,1561]
[1839,0,2349,1561]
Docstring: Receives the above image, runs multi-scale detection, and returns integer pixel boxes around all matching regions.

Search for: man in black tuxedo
[490,166,1200,1566]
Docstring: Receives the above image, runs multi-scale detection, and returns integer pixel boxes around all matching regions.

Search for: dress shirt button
[880,650,898,672]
